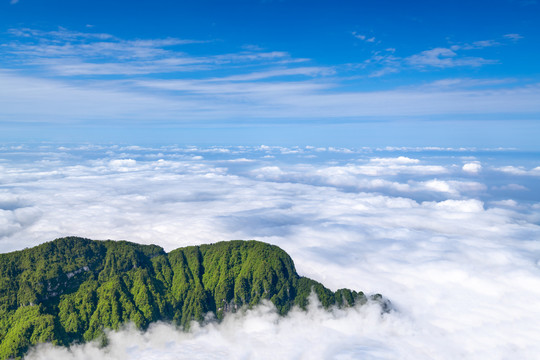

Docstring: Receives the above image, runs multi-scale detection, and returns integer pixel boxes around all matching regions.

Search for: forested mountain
[0,237,386,359]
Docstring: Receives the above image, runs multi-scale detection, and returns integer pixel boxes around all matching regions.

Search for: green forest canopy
[0,237,387,359]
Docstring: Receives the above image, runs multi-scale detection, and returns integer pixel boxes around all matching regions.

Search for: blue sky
[1,0,539,147]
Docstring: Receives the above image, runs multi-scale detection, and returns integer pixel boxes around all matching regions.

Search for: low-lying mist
[27,297,400,360]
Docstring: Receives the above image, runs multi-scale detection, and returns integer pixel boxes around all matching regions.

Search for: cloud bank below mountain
[1,145,540,359]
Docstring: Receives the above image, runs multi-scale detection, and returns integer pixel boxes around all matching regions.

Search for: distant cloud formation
[365,34,524,77]
[4,27,290,76]
[352,31,375,42]
[1,145,540,359]
[1,27,538,130]
[406,47,497,68]
[503,33,524,40]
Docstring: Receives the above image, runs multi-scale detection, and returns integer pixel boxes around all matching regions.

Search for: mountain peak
[0,237,387,359]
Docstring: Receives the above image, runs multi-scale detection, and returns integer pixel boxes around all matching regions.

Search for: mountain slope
[0,237,385,359]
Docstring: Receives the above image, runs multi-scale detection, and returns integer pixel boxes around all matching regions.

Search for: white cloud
[2,146,540,359]
[109,159,137,172]
[503,33,523,41]
[318,158,446,177]
[493,165,540,176]
[428,198,484,213]
[494,165,528,175]
[368,65,400,78]
[370,156,420,165]
[5,27,302,77]
[491,199,519,208]
[457,40,501,50]
[471,39,500,48]
[493,183,528,191]
[423,78,517,89]
[9,27,116,41]
[208,66,336,82]
[406,48,496,68]
[421,179,454,193]
[249,159,488,199]
[364,35,520,77]
[462,162,482,174]
[222,158,255,163]
[352,32,375,42]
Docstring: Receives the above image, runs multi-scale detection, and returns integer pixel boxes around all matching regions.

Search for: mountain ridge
[0,237,387,359]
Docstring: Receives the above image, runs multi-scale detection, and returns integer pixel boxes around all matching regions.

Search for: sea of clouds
[1,144,540,359]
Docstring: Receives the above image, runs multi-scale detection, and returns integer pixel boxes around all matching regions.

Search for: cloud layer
[1,145,540,359]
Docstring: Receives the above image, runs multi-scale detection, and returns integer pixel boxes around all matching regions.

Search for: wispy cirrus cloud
[1,27,538,128]
[366,47,495,77]
[406,47,497,68]
[4,27,308,76]
[503,33,524,41]
[364,34,522,77]
[8,27,116,41]
[352,31,375,43]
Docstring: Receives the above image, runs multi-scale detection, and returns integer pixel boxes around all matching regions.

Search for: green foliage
[0,237,376,359]
[0,305,59,360]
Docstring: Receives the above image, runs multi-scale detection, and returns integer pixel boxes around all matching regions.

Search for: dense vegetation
[0,237,385,359]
